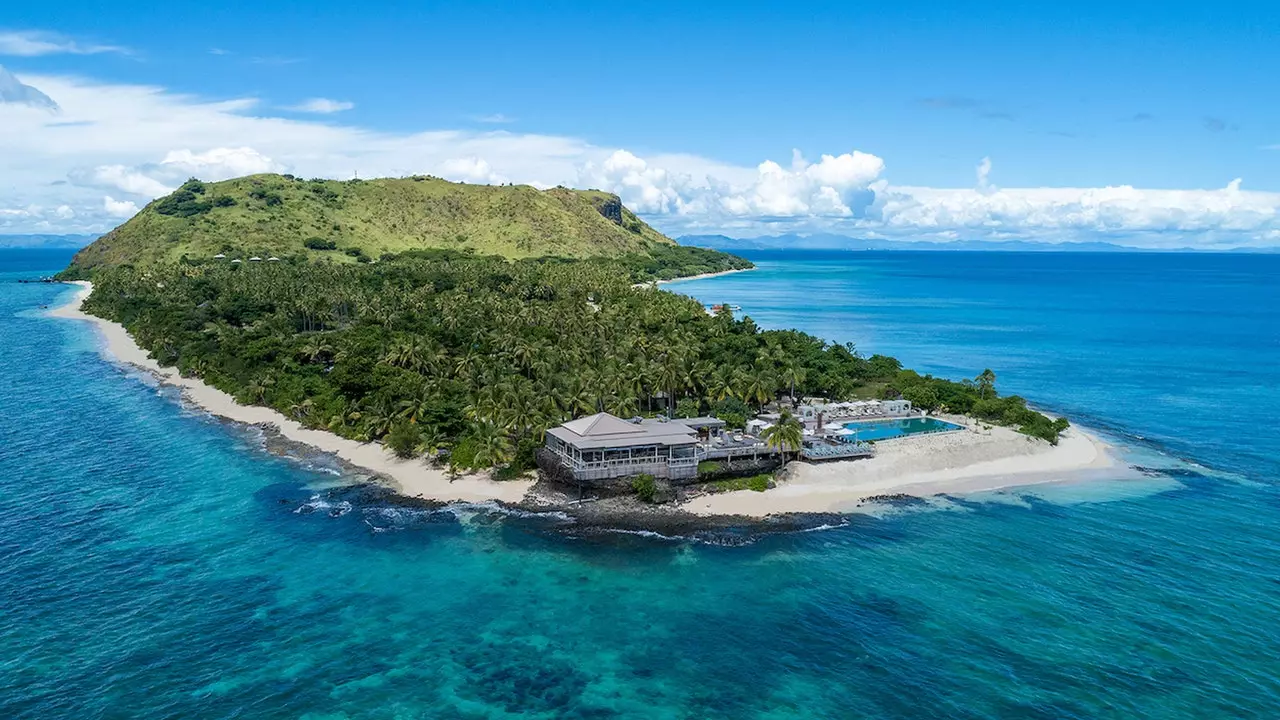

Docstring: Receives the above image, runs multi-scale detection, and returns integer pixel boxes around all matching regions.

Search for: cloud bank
[1,70,1278,249]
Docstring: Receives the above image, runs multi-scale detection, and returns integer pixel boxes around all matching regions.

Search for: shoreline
[51,281,1125,524]
[684,421,1122,518]
[637,267,756,289]
[657,267,755,284]
[49,282,532,505]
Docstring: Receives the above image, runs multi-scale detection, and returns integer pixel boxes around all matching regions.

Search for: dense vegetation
[62,173,684,274]
[78,250,1067,478]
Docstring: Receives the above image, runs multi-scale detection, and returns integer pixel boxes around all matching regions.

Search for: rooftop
[547,412,699,450]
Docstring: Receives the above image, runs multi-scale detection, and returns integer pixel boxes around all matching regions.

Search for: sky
[1,1,1278,248]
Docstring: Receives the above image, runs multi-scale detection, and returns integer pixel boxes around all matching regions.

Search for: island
[52,173,1110,531]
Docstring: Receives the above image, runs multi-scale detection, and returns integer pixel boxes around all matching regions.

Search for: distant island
[52,174,1102,525]
[680,232,1280,254]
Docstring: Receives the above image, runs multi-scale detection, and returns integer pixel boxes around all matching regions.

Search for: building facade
[544,413,701,482]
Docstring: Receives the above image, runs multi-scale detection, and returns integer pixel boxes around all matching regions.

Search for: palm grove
[76,250,1067,477]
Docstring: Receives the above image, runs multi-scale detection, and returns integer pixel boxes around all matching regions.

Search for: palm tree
[298,338,333,364]
[976,368,997,400]
[472,424,514,468]
[761,409,804,469]
[779,359,807,404]
[246,373,274,403]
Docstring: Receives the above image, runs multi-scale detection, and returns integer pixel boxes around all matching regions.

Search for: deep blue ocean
[4,247,1280,719]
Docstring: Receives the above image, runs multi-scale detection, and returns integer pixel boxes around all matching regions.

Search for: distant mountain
[0,66,59,112]
[0,234,98,249]
[65,174,679,273]
[677,233,1276,253]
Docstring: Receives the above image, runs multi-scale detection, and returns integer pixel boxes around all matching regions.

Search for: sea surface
[4,247,1280,719]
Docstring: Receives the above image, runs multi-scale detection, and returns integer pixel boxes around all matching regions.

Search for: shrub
[385,422,421,459]
[248,188,283,206]
[154,180,217,217]
[675,397,700,418]
[449,436,481,470]
[631,474,657,502]
[304,237,337,250]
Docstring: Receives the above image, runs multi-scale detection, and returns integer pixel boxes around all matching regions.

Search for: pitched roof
[561,412,645,438]
[548,412,698,449]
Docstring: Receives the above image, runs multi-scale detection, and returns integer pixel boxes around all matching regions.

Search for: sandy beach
[50,282,532,504]
[634,267,756,289]
[685,422,1120,517]
[656,267,755,285]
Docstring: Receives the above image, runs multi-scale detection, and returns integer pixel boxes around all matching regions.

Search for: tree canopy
[80,249,1066,477]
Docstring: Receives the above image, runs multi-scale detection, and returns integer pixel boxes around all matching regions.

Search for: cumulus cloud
[874,178,1279,246]
[579,148,885,219]
[437,157,508,185]
[286,98,354,114]
[1,70,1278,248]
[0,30,129,57]
[474,113,515,124]
[103,196,138,218]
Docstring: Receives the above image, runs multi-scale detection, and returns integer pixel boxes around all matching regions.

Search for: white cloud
[976,156,993,192]
[0,30,129,57]
[103,196,139,218]
[286,98,354,114]
[1,70,1278,248]
[474,113,515,124]
[55,204,74,219]
[437,157,509,185]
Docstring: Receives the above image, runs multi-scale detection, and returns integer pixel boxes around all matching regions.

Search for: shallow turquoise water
[4,248,1280,718]
[843,417,964,442]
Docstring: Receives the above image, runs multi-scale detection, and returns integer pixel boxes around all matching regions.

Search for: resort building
[544,413,701,482]
[800,399,914,420]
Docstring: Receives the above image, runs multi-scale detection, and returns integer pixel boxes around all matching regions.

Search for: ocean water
[4,247,1280,719]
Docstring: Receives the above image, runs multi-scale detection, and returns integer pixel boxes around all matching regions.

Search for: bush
[154,179,217,217]
[901,384,940,412]
[631,473,657,502]
[304,237,337,250]
[449,436,481,470]
[385,422,421,459]
[697,460,722,474]
[248,188,283,206]
[675,397,700,418]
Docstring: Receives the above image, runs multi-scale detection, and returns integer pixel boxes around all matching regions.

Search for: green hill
[65,174,678,273]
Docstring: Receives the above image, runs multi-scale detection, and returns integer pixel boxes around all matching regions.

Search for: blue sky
[2,1,1278,246]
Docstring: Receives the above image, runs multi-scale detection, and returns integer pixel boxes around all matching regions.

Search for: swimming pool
[843,417,965,441]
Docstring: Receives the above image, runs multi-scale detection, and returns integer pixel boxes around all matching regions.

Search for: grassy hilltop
[64,174,684,274]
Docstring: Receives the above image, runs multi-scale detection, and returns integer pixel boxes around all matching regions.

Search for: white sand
[634,267,756,289]
[656,267,755,285]
[50,282,532,504]
[686,422,1119,517]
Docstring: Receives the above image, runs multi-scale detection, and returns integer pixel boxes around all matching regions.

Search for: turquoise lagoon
[4,248,1280,718]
